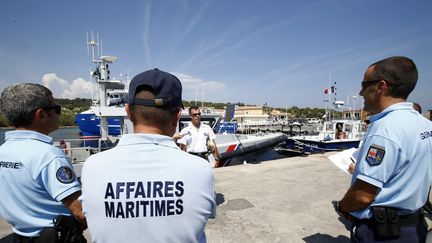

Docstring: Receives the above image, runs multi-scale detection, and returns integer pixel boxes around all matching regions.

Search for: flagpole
[328,73,331,121]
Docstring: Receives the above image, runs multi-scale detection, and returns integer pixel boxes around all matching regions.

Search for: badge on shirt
[366,144,385,166]
[56,166,75,183]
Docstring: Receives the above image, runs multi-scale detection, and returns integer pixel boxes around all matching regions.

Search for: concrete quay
[206,153,352,243]
[1,153,431,242]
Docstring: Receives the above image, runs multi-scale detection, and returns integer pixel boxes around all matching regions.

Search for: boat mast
[87,31,118,142]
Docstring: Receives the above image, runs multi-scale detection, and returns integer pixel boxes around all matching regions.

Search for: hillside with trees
[0,98,327,127]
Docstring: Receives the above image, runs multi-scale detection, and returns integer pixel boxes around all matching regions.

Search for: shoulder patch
[56,166,75,183]
[366,144,385,166]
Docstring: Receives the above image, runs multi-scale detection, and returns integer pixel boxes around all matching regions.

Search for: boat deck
[1,154,431,242]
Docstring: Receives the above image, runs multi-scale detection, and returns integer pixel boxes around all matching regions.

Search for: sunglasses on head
[191,112,201,117]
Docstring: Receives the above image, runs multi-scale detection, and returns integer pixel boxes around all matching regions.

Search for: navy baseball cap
[127,68,184,109]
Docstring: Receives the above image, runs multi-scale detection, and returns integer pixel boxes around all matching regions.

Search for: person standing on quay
[0,83,86,243]
[333,56,432,242]
[177,106,220,166]
[80,69,216,243]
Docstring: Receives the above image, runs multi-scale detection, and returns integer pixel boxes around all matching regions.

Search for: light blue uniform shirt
[0,130,81,237]
[81,133,216,243]
[351,102,432,219]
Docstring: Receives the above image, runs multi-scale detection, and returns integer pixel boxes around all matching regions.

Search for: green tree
[59,108,77,126]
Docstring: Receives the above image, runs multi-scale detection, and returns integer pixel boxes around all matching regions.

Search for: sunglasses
[361,79,397,91]
[191,113,201,117]
[35,105,62,115]
[360,80,381,91]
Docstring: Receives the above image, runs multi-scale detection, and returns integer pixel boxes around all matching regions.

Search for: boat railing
[54,137,118,163]
[237,121,285,134]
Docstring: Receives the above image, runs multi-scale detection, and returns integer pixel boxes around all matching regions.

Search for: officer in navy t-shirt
[0,83,87,242]
[81,69,216,243]
[334,56,432,242]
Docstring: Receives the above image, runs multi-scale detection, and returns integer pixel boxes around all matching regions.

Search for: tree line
[0,98,327,127]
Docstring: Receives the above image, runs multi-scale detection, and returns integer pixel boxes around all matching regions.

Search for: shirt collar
[5,130,53,144]
[117,133,179,149]
[369,102,413,122]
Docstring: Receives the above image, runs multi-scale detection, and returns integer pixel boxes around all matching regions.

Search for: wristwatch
[214,158,220,161]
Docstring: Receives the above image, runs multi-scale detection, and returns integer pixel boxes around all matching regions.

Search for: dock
[1,154,431,242]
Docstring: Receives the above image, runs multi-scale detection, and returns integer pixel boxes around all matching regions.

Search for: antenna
[96,32,100,58]
[86,30,101,62]
[327,73,331,121]
[195,87,198,105]
[89,66,95,101]
[352,93,357,119]
[100,38,103,57]
[86,31,89,56]
[201,84,204,108]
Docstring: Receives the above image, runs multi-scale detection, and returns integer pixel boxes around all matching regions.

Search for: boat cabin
[319,120,367,141]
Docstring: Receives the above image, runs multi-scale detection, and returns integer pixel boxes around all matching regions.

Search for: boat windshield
[179,117,219,131]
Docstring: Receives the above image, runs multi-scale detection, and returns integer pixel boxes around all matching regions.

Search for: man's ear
[125,104,132,120]
[377,80,389,96]
[34,108,46,120]
[173,109,181,127]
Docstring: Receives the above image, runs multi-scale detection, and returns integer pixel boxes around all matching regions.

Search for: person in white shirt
[177,106,220,166]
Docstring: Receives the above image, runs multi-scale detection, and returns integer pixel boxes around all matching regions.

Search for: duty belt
[12,233,39,243]
[355,210,424,227]
[189,152,207,156]
[189,152,208,160]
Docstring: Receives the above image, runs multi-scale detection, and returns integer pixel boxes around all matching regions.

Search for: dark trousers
[12,233,37,243]
[0,234,13,243]
[6,228,86,243]
[351,221,427,243]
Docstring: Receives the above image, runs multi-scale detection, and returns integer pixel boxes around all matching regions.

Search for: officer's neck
[192,121,201,128]
[376,96,406,114]
[16,123,55,136]
[133,125,173,137]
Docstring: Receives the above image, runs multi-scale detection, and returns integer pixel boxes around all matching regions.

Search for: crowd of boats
[59,34,368,175]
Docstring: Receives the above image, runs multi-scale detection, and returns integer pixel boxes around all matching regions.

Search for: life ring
[59,140,69,155]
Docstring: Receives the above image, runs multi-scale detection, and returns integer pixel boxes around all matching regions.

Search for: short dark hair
[0,83,52,127]
[128,85,178,127]
[369,56,418,99]
[189,106,200,115]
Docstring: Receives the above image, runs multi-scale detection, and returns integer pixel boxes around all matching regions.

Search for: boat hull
[281,137,360,154]
[214,133,287,167]
[75,113,123,137]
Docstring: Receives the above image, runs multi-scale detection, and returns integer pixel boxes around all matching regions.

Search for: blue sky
[1,0,431,110]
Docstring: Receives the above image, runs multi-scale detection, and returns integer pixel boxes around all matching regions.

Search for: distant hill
[56,98,92,111]
[0,98,327,127]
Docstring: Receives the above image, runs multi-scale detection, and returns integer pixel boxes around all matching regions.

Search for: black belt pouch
[372,207,401,238]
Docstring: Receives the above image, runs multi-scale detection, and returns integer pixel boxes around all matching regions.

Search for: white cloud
[63,78,95,98]
[40,72,225,102]
[42,73,95,99]
[172,73,227,102]
[173,72,226,92]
